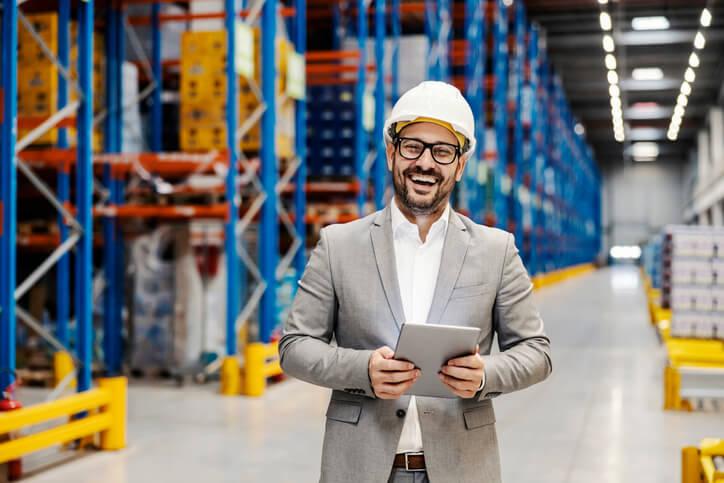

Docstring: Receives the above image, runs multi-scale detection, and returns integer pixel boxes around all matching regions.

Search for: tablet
[393,323,482,398]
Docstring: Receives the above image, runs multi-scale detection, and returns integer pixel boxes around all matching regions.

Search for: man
[279,81,551,483]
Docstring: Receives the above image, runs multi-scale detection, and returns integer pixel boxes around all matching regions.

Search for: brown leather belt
[393,452,426,471]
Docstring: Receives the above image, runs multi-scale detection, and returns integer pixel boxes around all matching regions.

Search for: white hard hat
[383,80,476,155]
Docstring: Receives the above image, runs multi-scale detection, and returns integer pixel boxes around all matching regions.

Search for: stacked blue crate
[306,84,357,177]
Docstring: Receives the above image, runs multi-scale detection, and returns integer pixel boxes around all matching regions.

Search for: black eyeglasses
[394,137,460,165]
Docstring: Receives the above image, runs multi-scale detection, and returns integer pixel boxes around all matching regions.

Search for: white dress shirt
[391,198,450,454]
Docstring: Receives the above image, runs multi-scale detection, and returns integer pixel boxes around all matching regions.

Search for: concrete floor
[16,265,724,482]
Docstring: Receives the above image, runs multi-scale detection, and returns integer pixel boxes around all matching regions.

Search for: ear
[454,154,469,182]
[386,142,395,171]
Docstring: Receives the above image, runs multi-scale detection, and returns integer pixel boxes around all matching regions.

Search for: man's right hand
[368,346,420,399]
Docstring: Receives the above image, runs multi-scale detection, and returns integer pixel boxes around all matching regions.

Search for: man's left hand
[439,347,484,399]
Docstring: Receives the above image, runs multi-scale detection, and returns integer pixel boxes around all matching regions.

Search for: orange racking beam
[127,8,295,25]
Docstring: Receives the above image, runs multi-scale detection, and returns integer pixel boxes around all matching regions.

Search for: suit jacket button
[396,409,406,418]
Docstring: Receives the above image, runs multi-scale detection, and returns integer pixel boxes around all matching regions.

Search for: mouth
[407,173,439,189]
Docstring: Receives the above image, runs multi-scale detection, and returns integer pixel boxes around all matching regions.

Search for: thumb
[377,346,395,359]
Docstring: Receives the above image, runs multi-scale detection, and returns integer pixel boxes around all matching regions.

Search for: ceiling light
[607,70,619,84]
[674,105,685,117]
[632,142,659,158]
[700,8,712,28]
[631,16,670,31]
[605,54,617,70]
[574,123,585,135]
[615,132,625,142]
[600,12,612,31]
[684,67,696,83]
[609,85,620,97]
[677,94,688,106]
[603,35,615,52]
[610,97,622,109]
[612,106,623,117]
[667,131,677,141]
[689,52,700,68]
[632,67,664,81]
[671,116,682,129]
[681,81,692,95]
[598,0,608,4]
[694,32,706,49]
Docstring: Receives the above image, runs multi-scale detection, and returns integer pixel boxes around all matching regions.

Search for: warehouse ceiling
[527,0,724,167]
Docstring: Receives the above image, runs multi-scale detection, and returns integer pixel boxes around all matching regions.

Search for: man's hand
[439,346,484,399]
[368,346,420,399]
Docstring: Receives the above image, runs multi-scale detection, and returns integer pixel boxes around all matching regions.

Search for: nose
[414,146,436,170]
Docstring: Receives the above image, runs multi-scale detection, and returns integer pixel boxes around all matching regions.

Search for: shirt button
[396,409,406,418]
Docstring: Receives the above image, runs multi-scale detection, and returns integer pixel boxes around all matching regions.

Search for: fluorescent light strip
[600,9,624,142]
[668,6,713,142]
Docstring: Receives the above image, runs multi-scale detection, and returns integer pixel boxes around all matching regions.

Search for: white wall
[602,159,685,252]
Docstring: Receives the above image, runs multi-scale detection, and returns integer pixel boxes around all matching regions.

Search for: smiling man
[280,81,552,483]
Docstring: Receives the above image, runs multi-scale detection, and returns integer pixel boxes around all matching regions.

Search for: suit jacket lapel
[426,210,471,325]
[370,206,405,330]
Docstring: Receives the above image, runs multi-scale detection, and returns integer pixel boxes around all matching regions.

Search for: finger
[379,369,419,384]
[439,379,477,399]
[447,353,483,369]
[440,365,477,382]
[377,346,395,359]
[377,378,417,397]
[439,372,477,392]
[377,358,415,372]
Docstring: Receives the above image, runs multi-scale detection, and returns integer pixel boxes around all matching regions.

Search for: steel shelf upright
[526,23,541,275]
[293,0,309,276]
[56,0,71,356]
[0,0,19,394]
[76,0,96,392]
[488,0,510,229]
[103,1,126,376]
[509,0,525,240]
[372,0,387,210]
[459,0,486,223]
[426,0,451,81]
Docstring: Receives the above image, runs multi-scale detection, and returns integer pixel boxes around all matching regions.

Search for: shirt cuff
[478,371,486,391]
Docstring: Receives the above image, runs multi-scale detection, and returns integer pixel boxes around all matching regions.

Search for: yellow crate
[180,74,228,105]
[19,13,58,44]
[19,66,58,94]
[181,30,227,60]
[180,124,228,152]
[18,90,57,119]
[18,128,58,146]
[180,104,226,126]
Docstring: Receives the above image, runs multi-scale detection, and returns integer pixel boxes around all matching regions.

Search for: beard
[392,156,455,216]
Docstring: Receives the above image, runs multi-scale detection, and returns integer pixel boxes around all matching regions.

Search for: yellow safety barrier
[0,377,126,464]
[219,341,283,397]
[52,351,75,389]
[682,439,724,483]
[532,263,596,290]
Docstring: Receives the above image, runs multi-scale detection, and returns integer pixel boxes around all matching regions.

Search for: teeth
[410,175,436,184]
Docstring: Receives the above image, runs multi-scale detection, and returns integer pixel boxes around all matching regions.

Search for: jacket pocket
[450,284,493,300]
[326,399,362,424]
[463,405,496,430]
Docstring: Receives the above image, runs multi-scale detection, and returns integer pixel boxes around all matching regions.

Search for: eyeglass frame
[392,136,462,166]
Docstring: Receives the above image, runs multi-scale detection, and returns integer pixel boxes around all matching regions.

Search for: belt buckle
[404,452,425,472]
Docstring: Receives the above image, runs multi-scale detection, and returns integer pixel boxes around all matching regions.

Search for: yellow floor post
[53,351,75,389]
[98,377,127,450]
[682,446,703,483]
[220,356,242,396]
[243,343,267,397]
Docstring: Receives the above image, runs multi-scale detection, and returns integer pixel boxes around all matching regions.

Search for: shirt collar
[391,198,450,243]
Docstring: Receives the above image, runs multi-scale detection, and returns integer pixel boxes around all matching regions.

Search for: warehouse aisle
[20,266,724,483]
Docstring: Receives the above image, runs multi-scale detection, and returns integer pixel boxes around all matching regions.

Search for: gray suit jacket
[279,205,552,483]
